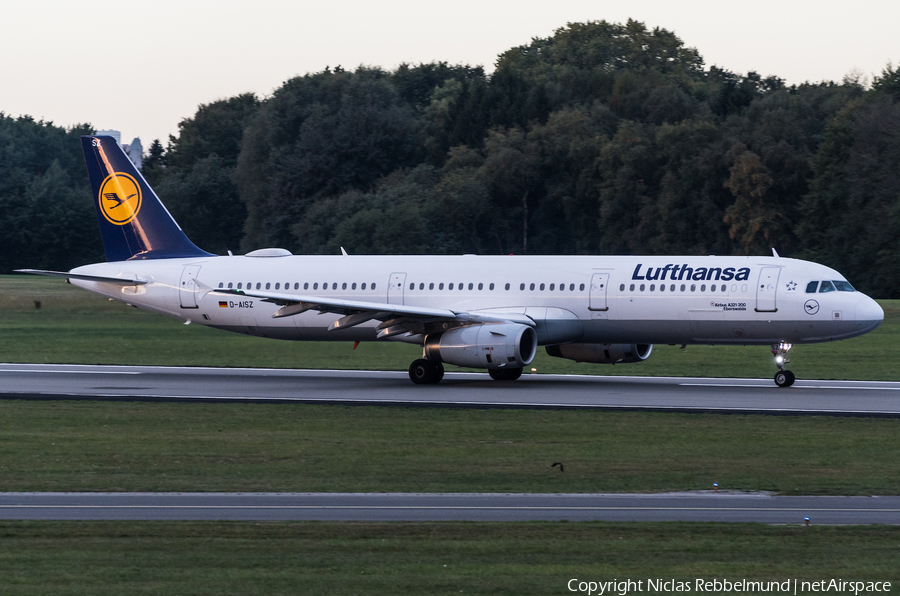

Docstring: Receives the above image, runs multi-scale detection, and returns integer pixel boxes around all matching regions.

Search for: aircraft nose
[855,296,884,330]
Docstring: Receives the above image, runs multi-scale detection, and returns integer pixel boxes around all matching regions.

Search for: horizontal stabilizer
[15,269,147,285]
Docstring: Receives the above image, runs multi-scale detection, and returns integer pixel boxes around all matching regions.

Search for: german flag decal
[218,301,228,308]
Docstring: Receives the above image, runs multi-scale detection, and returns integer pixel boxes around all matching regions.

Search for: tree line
[2,20,899,296]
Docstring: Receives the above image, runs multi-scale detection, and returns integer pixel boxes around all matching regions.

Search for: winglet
[341,247,349,256]
[772,248,780,258]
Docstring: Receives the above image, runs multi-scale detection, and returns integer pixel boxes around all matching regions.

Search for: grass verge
[2,401,900,494]
[1,521,898,595]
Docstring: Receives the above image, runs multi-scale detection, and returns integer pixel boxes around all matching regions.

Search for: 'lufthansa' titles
[632,263,751,282]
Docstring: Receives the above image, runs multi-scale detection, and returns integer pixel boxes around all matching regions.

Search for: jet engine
[545,343,653,364]
[424,323,537,369]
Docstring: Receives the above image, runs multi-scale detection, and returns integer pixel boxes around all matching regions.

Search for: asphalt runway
[2,363,900,415]
[2,492,899,524]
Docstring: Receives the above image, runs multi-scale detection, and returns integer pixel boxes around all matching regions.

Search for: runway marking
[2,505,900,512]
[680,383,900,390]
[0,369,140,375]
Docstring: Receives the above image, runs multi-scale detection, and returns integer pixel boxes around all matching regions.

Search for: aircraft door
[179,265,201,309]
[755,267,781,312]
[388,272,406,305]
[589,273,610,312]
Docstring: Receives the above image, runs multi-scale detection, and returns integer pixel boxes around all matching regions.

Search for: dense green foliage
[2,20,898,296]
[0,115,101,271]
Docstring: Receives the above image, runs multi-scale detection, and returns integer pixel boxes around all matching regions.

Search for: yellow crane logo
[98,172,142,225]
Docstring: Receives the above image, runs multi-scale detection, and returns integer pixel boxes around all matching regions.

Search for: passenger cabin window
[819,281,836,293]
[304,283,309,290]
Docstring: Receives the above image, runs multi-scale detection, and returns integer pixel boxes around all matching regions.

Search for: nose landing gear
[771,342,795,387]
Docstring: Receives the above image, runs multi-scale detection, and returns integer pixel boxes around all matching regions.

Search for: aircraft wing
[211,287,535,338]
[15,269,148,285]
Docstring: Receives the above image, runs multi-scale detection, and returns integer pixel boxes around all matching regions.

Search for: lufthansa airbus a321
[18,136,884,386]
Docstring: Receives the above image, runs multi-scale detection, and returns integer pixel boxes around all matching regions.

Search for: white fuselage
[70,254,884,347]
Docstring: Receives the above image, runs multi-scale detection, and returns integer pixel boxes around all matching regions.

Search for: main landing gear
[409,359,444,384]
[489,367,523,381]
[771,342,795,387]
[408,360,525,384]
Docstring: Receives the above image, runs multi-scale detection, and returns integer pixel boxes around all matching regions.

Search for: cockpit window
[805,281,818,293]
[833,280,855,292]
[819,280,836,293]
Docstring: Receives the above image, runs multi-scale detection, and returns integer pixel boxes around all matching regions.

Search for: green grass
[1,522,898,595]
[3,401,900,494]
[1,275,897,380]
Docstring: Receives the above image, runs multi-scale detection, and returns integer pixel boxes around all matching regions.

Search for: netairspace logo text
[567,578,892,595]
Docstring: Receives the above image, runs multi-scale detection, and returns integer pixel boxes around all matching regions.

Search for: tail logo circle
[98,173,142,225]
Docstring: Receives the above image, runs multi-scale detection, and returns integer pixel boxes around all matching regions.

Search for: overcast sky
[1,0,896,146]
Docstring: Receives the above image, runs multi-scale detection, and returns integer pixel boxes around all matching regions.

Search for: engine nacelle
[545,343,653,364]
[424,324,538,369]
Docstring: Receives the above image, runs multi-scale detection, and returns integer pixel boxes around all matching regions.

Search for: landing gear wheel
[489,367,523,381]
[774,370,795,388]
[409,359,443,384]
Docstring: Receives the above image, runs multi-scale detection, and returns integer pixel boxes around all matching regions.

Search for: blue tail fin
[81,135,213,261]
